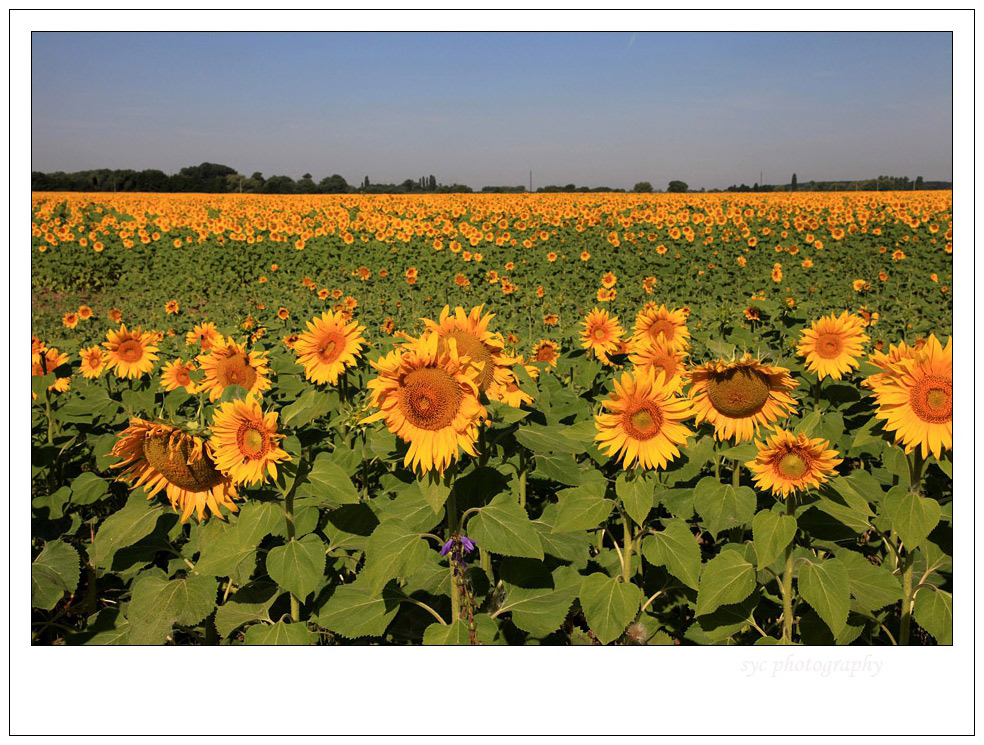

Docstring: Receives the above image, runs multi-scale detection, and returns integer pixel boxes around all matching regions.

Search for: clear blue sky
[31,31,952,190]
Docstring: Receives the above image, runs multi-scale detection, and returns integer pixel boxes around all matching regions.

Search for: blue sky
[31,31,952,190]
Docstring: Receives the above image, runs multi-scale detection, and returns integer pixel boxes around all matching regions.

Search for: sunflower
[629,337,688,381]
[796,311,870,381]
[861,339,919,393]
[746,429,842,499]
[165,300,179,315]
[32,346,71,392]
[107,308,123,323]
[160,358,198,393]
[420,304,531,407]
[580,307,624,362]
[632,304,690,352]
[78,346,106,379]
[363,333,486,474]
[102,324,159,379]
[871,334,952,459]
[688,355,799,442]
[185,322,224,352]
[277,307,290,320]
[109,419,239,522]
[601,271,617,289]
[209,396,290,485]
[292,310,367,385]
[77,305,93,320]
[196,339,272,401]
[595,368,693,471]
[531,339,560,368]
[62,312,79,329]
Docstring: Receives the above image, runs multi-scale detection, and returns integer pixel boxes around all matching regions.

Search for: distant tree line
[719,174,951,193]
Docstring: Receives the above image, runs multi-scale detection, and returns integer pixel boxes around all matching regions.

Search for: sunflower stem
[284,484,300,623]
[518,450,527,509]
[781,494,797,644]
[446,466,461,623]
[907,450,925,493]
[620,507,634,583]
[899,551,914,645]
[732,458,741,488]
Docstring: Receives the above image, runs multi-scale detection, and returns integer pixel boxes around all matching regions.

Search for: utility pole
[530,170,533,193]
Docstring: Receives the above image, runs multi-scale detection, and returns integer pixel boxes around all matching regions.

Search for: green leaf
[70,471,109,505]
[126,570,218,645]
[31,540,81,610]
[280,388,332,428]
[884,485,941,552]
[798,609,865,645]
[552,482,612,533]
[578,573,643,645]
[641,519,701,591]
[693,477,756,537]
[316,578,401,639]
[68,608,130,645]
[515,423,590,455]
[362,520,430,593]
[881,446,911,488]
[752,509,797,569]
[215,598,275,639]
[195,501,282,582]
[243,620,318,645]
[913,587,952,645]
[304,452,360,504]
[616,472,655,526]
[532,505,591,569]
[533,452,586,485]
[266,534,326,601]
[695,551,756,617]
[467,492,543,559]
[422,614,499,645]
[417,476,451,514]
[837,550,904,612]
[798,558,850,638]
[90,494,165,569]
[696,589,761,643]
[496,563,580,636]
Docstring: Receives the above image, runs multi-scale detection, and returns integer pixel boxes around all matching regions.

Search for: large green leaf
[90,494,165,569]
[695,551,755,617]
[641,519,701,590]
[798,558,850,638]
[884,485,941,552]
[266,534,326,601]
[615,472,655,526]
[466,492,543,559]
[752,509,797,569]
[362,520,431,593]
[304,452,360,504]
[316,579,401,639]
[126,570,218,645]
[837,550,904,612]
[243,620,318,645]
[70,471,109,505]
[533,452,586,485]
[552,482,612,533]
[515,423,590,455]
[421,614,499,645]
[31,540,81,610]
[496,565,580,636]
[195,501,282,583]
[693,477,756,537]
[913,587,952,645]
[578,573,643,645]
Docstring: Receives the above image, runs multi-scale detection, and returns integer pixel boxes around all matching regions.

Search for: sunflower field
[30,191,953,645]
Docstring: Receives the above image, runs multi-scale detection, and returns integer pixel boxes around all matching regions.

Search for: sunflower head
[688,355,798,442]
[293,310,367,386]
[102,324,159,380]
[209,396,291,485]
[78,346,106,379]
[746,428,843,499]
[629,337,688,381]
[871,334,952,459]
[110,418,239,522]
[796,311,870,380]
[363,333,486,475]
[595,367,693,471]
[196,339,272,402]
[632,304,690,352]
[160,358,198,393]
[532,340,560,367]
[580,307,624,362]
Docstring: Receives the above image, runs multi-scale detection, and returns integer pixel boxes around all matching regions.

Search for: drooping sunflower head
[796,311,870,380]
[102,323,159,380]
[688,355,799,442]
[109,418,239,522]
[629,337,689,381]
[632,304,690,351]
[580,307,624,362]
[871,334,952,459]
[363,333,487,475]
[595,367,693,471]
[160,358,198,393]
[746,428,842,499]
[196,339,272,402]
[293,310,367,386]
[209,396,291,485]
[78,346,106,379]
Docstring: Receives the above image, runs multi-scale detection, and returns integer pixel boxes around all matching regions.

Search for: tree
[633,181,653,193]
[667,180,688,193]
[791,173,798,191]
[428,174,437,190]
[319,174,348,193]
